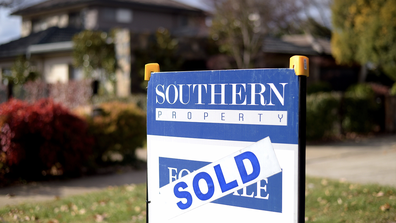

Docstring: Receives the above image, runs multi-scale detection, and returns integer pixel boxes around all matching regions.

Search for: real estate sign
[146,58,307,223]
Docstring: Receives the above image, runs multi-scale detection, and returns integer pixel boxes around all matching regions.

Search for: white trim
[28,41,73,54]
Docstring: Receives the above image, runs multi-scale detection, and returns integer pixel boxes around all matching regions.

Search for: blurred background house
[0,0,360,95]
[0,0,208,96]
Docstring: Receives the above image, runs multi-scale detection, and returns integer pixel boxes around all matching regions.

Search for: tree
[301,0,333,29]
[209,0,302,68]
[2,56,39,85]
[0,0,25,8]
[137,28,182,72]
[133,28,182,91]
[332,0,396,81]
[302,17,332,39]
[72,30,117,93]
[0,0,42,10]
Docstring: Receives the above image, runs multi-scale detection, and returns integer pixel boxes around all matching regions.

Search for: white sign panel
[147,69,300,222]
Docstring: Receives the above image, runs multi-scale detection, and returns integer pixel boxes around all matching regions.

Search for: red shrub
[0,99,93,179]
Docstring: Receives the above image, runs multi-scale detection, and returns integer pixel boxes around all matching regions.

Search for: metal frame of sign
[145,55,308,223]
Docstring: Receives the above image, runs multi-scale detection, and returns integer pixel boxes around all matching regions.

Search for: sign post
[145,55,308,223]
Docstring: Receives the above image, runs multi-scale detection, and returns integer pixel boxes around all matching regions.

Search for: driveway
[306,134,396,187]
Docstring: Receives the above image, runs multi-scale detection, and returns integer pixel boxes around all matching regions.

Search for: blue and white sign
[156,137,281,221]
[147,69,300,223]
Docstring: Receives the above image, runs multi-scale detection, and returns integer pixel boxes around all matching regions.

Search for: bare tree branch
[0,0,26,8]
[209,0,303,68]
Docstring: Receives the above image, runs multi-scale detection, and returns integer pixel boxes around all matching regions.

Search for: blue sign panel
[147,69,299,144]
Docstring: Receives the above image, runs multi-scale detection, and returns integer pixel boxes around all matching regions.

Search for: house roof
[0,27,82,58]
[12,0,205,16]
[263,35,332,56]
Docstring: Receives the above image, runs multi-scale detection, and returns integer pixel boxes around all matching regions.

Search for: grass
[0,177,395,222]
[0,184,146,223]
[305,177,396,223]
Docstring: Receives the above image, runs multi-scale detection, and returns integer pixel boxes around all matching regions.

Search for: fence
[385,95,396,132]
[0,80,93,109]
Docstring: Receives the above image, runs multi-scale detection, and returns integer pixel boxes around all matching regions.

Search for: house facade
[0,0,208,95]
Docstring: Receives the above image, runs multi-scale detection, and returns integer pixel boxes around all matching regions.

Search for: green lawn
[0,184,146,223]
[0,177,395,222]
[305,177,396,223]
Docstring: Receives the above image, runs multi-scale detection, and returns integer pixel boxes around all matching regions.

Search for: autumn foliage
[0,99,93,179]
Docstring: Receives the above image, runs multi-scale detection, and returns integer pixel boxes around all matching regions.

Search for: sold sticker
[154,137,281,221]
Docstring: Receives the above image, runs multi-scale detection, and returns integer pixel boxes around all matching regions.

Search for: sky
[0,0,208,45]
[0,7,21,44]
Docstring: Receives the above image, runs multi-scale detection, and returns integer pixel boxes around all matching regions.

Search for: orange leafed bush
[88,101,146,165]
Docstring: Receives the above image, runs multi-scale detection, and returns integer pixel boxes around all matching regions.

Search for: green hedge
[306,84,381,141]
[342,84,379,133]
[307,81,332,95]
[91,94,147,111]
[87,101,146,166]
[306,92,341,140]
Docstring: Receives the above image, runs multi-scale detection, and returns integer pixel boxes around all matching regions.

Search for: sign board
[146,57,307,223]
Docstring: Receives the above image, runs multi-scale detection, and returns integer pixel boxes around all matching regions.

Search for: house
[260,34,361,91]
[0,0,208,95]
[0,0,362,96]
[205,34,361,91]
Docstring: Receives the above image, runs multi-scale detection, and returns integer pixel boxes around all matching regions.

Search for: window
[103,8,132,23]
[68,65,83,80]
[1,68,12,85]
[116,9,132,23]
[68,12,82,27]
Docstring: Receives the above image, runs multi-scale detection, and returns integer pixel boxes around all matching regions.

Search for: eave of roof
[12,0,206,17]
[281,35,332,55]
[28,41,73,55]
[263,35,332,56]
